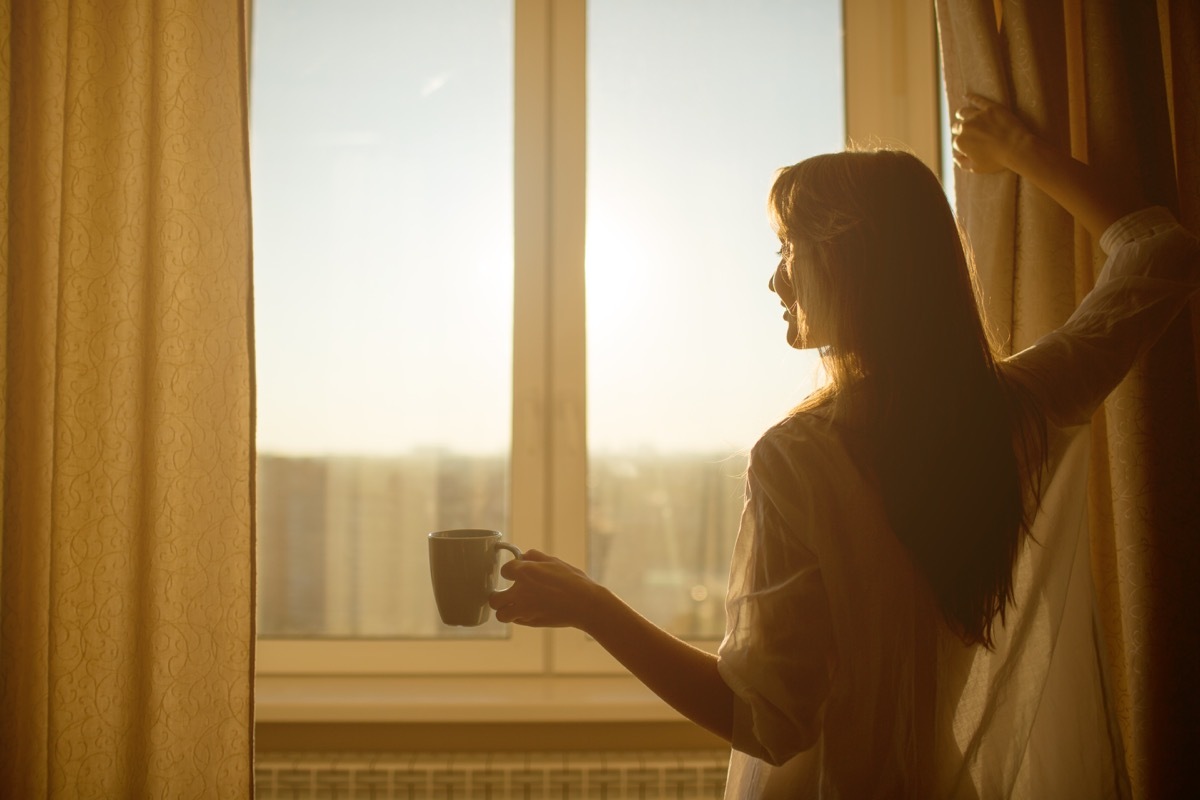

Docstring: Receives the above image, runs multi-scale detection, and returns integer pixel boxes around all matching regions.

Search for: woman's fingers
[952,148,976,173]
[488,551,599,629]
[954,105,983,123]
[488,584,518,610]
[490,589,566,627]
[949,96,1022,174]
[950,135,969,161]
[953,92,999,127]
[499,548,546,580]
[489,586,535,625]
[493,603,518,623]
[966,91,1000,107]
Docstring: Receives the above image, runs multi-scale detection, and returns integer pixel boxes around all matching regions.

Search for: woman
[488,96,1199,798]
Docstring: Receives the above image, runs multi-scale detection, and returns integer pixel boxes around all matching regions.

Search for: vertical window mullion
[546,3,589,573]
[512,0,553,574]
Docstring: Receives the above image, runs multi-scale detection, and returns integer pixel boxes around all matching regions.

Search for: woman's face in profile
[769,239,828,350]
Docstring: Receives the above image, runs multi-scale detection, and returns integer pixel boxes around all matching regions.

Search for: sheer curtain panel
[937,1,1200,797]
[1,0,255,797]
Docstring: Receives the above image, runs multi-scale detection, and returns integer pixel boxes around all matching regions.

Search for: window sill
[255,675,688,724]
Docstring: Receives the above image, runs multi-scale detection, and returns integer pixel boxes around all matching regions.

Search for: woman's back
[721,406,939,797]
[721,401,1121,799]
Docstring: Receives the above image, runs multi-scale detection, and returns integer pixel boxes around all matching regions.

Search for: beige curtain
[937,1,1200,797]
[0,0,255,797]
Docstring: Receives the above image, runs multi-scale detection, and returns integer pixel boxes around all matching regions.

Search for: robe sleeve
[1005,206,1200,426]
[717,429,837,767]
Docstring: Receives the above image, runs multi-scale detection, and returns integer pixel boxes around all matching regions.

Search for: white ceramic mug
[428,529,522,627]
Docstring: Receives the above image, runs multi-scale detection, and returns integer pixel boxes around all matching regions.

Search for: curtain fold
[1,1,255,797]
[936,1,1200,797]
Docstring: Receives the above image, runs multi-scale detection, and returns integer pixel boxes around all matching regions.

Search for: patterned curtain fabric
[0,1,255,797]
[936,1,1200,797]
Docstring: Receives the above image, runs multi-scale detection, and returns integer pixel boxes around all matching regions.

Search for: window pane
[252,0,514,639]
[586,0,843,637]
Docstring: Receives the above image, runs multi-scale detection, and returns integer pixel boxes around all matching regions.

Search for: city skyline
[257,449,745,640]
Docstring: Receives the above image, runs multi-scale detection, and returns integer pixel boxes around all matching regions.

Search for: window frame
[255,0,940,689]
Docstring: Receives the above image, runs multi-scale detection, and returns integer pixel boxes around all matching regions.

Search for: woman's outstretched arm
[951,93,1138,238]
[488,549,735,743]
[954,94,1200,426]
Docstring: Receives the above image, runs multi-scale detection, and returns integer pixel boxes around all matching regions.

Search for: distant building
[257,451,745,640]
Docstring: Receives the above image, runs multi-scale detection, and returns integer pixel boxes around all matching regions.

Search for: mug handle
[494,541,522,591]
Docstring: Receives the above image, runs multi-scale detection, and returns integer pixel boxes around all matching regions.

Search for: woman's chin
[789,330,829,351]
[784,312,816,349]
[788,317,831,350]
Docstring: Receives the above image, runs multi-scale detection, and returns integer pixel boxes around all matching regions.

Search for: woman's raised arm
[953,95,1199,426]
[951,93,1137,240]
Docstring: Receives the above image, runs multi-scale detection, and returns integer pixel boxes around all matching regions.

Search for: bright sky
[250,0,842,457]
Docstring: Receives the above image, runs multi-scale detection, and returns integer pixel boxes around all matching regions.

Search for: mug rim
[428,528,502,540]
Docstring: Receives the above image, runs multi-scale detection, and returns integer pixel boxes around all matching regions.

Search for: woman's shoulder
[756,406,834,449]
[751,406,860,482]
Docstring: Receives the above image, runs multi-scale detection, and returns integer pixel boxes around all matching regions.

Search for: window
[252,0,939,682]
[252,0,516,650]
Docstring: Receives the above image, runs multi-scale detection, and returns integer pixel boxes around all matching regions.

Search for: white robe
[717,207,1199,799]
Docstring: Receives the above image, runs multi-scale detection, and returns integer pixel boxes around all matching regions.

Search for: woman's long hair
[769,148,1044,648]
